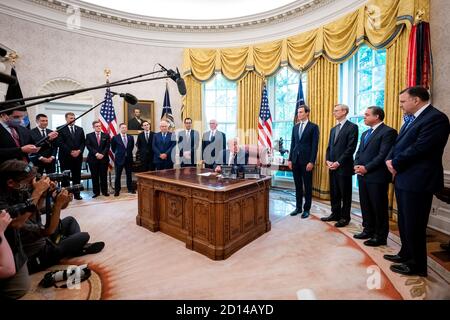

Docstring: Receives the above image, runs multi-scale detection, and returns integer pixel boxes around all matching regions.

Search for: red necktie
[10,127,20,147]
[96,133,101,146]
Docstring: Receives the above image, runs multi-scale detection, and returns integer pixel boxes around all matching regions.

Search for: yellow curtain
[308,58,339,200]
[182,75,203,129]
[237,72,264,145]
[183,0,416,80]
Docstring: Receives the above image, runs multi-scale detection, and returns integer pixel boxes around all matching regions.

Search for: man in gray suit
[178,118,199,167]
[201,119,226,169]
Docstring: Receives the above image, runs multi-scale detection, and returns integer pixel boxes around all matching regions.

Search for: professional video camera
[0,199,37,218]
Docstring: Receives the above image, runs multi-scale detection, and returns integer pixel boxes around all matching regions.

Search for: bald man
[202,119,226,169]
[152,120,176,170]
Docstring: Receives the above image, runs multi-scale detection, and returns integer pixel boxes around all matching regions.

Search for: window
[339,44,386,192]
[203,73,237,139]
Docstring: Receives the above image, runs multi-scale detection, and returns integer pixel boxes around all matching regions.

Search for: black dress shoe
[321,214,339,222]
[114,192,120,197]
[364,238,387,247]
[390,263,427,277]
[334,219,349,228]
[353,231,373,240]
[383,254,407,263]
[301,211,310,219]
[129,190,136,194]
[92,194,100,199]
[103,193,110,197]
[290,209,300,216]
[74,195,83,200]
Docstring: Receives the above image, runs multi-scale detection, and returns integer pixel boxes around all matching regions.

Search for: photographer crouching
[0,160,104,299]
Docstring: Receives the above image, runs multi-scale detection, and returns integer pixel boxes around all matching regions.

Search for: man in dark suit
[136,120,154,171]
[57,112,85,200]
[354,106,397,246]
[287,105,319,219]
[178,118,200,168]
[30,114,57,174]
[321,104,358,227]
[152,120,176,170]
[202,119,226,169]
[385,86,450,277]
[127,108,147,131]
[214,137,249,172]
[0,107,41,164]
[85,120,111,198]
[111,123,135,196]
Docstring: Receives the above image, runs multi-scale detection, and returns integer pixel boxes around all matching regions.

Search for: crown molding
[0,0,368,48]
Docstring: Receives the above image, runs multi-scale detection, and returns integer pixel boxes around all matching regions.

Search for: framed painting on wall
[124,100,155,134]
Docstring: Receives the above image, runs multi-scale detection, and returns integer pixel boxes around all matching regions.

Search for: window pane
[358,45,373,69]
[358,69,372,93]
[373,65,385,91]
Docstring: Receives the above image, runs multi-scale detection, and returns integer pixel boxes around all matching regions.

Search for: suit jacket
[128,117,146,131]
[29,127,58,163]
[201,130,226,165]
[152,132,176,165]
[85,132,111,164]
[0,124,34,163]
[136,131,154,162]
[178,129,199,165]
[111,134,134,166]
[56,125,85,161]
[326,120,359,176]
[354,123,397,184]
[387,105,450,193]
[288,121,319,165]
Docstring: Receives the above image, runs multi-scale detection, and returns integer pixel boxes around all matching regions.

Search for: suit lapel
[362,124,383,150]
[396,106,432,142]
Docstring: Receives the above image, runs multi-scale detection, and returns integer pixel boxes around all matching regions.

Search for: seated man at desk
[214,138,249,173]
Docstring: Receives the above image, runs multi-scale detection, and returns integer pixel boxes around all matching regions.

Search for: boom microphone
[111,91,138,105]
[0,47,7,57]
[0,71,17,85]
[158,64,186,95]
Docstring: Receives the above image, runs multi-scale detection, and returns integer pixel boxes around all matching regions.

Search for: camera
[56,184,84,195]
[46,170,72,183]
[0,199,36,218]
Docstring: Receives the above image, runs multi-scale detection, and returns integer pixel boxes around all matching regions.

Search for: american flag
[258,85,273,150]
[161,83,175,129]
[99,87,118,168]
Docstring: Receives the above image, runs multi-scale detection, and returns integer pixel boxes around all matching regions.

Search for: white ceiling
[80,0,299,20]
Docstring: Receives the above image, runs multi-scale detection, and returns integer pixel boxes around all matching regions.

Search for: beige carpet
[22,192,449,300]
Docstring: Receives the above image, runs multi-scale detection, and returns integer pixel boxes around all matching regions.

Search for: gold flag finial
[8,52,18,65]
[415,9,425,24]
[104,68,111,81]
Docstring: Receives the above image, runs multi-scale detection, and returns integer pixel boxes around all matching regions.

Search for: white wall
[0,13,184,131]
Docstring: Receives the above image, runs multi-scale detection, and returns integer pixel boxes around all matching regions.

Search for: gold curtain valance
[183,0,419,81]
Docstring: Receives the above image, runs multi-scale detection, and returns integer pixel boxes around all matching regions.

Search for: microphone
[0,47,7,57]
[0,71,17,85]
[158,64,187,95]
[111,91,138,105]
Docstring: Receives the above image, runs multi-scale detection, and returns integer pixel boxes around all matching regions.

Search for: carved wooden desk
[136,168,271,260]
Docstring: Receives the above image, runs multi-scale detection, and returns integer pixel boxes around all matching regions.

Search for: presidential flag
[257,84,273,150]
[294,75,305,124]
[99,87,118,168]
[161,83,175,129]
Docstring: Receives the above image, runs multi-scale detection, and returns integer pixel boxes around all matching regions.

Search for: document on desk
[197,172,214,176]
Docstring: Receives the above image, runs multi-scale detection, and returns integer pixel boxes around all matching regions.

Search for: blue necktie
[363,128,373,147]
[402,114,416,131]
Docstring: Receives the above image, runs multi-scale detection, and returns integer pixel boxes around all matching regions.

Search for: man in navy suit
[30,114,58,174]
[287,105,319,219]
[178,118,200,168]
[354,107,397,246]
[321,104,358,227]
[136,120,154,171]
[385,86,450,277]
[111,123,135,196]
[86,120,111,198]
[152,120,176,170]
[57,112,85,200]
